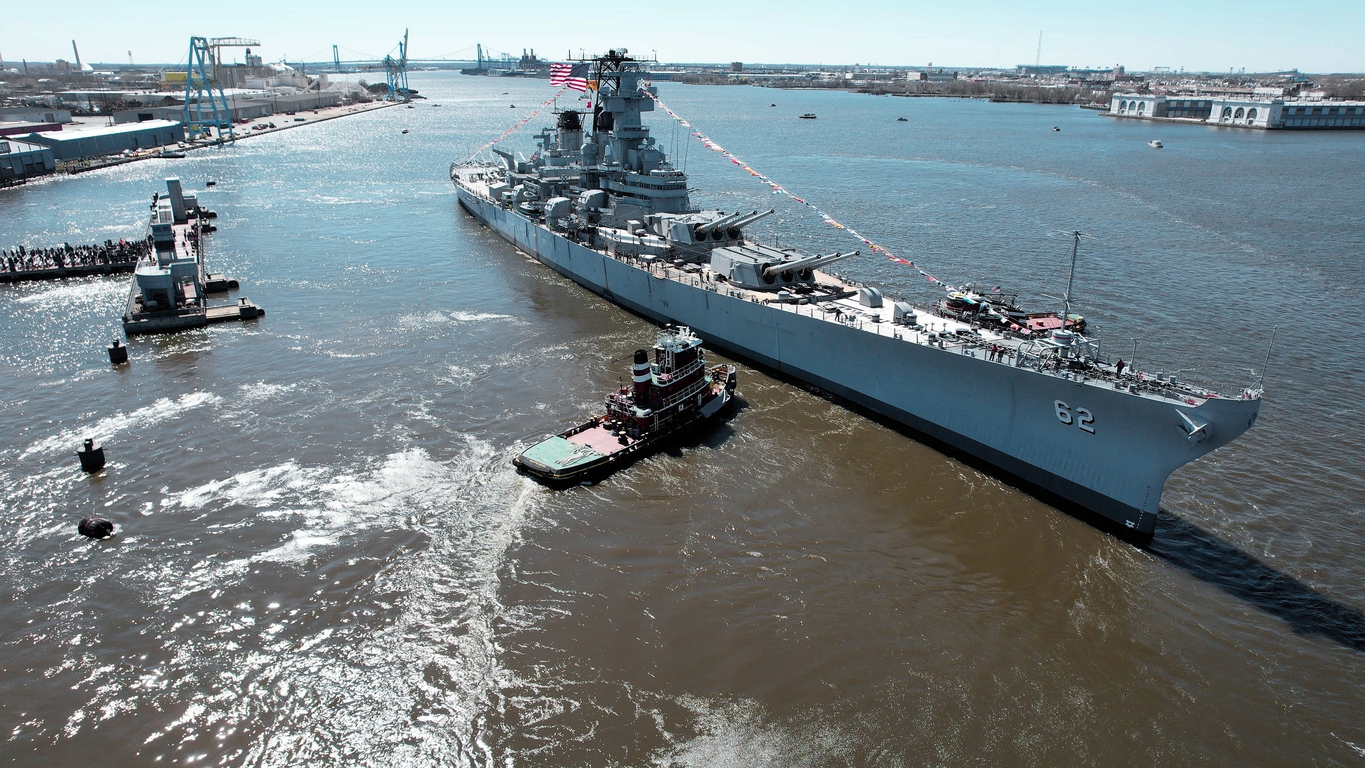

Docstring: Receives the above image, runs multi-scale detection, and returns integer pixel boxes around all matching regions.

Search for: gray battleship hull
[458,188,1259,536]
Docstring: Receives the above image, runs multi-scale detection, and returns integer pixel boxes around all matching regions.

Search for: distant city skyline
[5,0,1363,74]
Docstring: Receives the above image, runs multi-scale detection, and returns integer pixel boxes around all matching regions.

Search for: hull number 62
[1054,400,1095,434]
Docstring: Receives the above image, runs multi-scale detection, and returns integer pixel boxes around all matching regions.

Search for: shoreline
[50,100,399,177]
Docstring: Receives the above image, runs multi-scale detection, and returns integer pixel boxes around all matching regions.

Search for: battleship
[452,50,1263,538]
[515,325,737,485]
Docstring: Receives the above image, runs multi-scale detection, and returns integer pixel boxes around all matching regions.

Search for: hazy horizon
[6,0,1363,75]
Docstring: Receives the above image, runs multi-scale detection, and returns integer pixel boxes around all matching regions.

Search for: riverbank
[54,100,399,176]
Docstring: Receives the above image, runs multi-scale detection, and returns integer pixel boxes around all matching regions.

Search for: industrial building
[113,92,343,126]
[23,119,185,160]
[1109,93,1365,129]
[0,108,73,125]
[0,138,57,183]
[0,108,74,138]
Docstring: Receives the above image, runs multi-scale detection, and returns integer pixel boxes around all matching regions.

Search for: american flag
[550,62,590,92]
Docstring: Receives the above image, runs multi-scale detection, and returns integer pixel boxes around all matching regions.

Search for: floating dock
[122,178,263,336]
[1,240,147,284]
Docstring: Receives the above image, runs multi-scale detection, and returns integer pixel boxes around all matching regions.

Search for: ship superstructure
[453,50,1263,537]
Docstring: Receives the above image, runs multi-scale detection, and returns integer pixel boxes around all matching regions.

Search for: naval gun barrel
[491,148,516,172]
[727,208,776,232]
[695,210,750,237]
[763,250,858,276]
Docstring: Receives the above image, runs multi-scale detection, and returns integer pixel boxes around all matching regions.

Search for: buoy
[78,517,115,539]
[107,339,128,365]
[76,438,105,473]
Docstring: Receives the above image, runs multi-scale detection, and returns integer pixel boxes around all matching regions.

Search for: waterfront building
[23,119,185,160]
[0,137,57,182]
[1108,93,1365,129]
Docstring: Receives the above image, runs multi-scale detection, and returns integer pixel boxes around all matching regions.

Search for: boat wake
[27,440,552,766]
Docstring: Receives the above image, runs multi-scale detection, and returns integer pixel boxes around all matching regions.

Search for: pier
[1,239,148,283]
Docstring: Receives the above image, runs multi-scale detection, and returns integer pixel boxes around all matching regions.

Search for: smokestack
[72,40,82,71]
[631,350,652,406]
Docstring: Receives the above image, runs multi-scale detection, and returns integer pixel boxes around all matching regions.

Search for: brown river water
[1,73,1362,766]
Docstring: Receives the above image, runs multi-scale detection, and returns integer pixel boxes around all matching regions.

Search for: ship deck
[566,425,635,455]
[454,168,1254,408]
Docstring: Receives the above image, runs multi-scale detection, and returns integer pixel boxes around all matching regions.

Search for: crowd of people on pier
[3,238,151,273]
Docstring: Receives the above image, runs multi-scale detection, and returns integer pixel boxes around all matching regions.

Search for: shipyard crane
[384,29,410,102]
[183,36,260,141]
[208,37,260,72]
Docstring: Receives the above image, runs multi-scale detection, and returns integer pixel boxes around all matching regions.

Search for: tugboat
[514,326,738,485]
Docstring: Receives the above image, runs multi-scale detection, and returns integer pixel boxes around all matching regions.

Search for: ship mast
[1060,230,1080,327]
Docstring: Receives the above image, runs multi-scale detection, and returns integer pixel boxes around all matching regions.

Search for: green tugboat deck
[518,420,639,476]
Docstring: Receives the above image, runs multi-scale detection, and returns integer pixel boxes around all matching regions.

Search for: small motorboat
[798,113,817,119]
[1149,139,1163,148]
[1053,126,1061,132]
[897,117,908,122]
[401,129,409,134]
[770,103,776,107]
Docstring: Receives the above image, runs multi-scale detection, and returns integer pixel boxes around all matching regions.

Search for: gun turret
[694,211,748,239]
[726,208,775,234]
[762,250,858,276]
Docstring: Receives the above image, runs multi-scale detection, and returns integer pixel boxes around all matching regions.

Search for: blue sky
[6,1,1363,73]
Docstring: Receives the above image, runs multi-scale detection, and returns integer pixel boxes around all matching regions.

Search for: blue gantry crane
[183,36,259,140]
[184,37,232,140]
[384,29,410,102]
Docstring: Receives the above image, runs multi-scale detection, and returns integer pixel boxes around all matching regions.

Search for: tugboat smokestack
[632,349,651,404]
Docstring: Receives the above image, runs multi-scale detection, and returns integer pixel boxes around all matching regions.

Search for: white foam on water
[236,443,544,766]
[20,391,222,459]
[448,311,515,323]
[397,310,454,328]
[396,310,516,330]
[234,381,295,406]
[654,695,855,768]
[61,441,548,765]
[169,461,323,512]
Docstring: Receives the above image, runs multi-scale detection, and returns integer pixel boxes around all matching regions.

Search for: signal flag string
[644,91,957,291]
[462,88,569,164]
